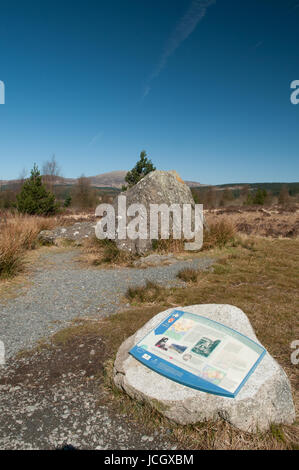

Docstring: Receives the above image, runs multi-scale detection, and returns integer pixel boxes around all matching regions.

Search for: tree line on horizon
[191,183,296,209]
[0,155,99,213]
[0,151,156,214]
[0,152,297,213]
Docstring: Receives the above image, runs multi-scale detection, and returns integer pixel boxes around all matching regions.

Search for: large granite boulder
[113,170,197,254]
[113,304,295,433]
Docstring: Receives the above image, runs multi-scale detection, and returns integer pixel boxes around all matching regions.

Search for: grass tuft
[82,237,137,266]
[177,267,199,283]
[152,238,185,253]
[151,221,236,255]
[203,220,236,250]
[0,214,56,278]
[212,263,231,275]
[126,280,166,303]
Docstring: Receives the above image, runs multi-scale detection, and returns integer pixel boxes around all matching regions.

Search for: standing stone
[113,170,197,254]
[113,304,295,433]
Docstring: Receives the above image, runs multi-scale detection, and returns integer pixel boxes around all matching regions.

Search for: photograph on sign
[130,310,266,397]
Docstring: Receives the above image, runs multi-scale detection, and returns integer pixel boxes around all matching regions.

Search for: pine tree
[125,150,156,188]
[16,164,58,215]
[64,194,72,207]
[253,188,267,205]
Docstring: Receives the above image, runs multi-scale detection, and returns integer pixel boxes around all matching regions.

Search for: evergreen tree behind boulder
[125,150,156,188]
[16,164,58,215]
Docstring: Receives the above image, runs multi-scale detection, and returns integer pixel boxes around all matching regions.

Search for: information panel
[129,309,266,397]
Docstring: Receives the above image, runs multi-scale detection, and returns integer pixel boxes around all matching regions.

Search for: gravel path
[0,248,213,359]
[0,367,177,450]
[0,248,213,450]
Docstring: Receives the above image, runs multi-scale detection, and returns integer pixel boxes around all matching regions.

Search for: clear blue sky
[0,0,298,184]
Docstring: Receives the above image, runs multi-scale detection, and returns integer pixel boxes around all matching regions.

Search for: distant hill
[1,171,298,195]
[45,171,128,189]
[89,171,128,188]
[0,170,203,190]
[191,182,299,196]
[184,180,206,188]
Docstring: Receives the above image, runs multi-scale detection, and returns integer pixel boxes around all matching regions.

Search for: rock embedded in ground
[39,222,97,244]
[38,230,56,245]
[113,304,296,433]
[132,253,177,267]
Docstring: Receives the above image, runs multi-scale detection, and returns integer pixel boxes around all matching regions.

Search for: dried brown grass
[177,267,199,283]
[205,208,299,238]
[103,236,299,449]
[151,220,237,254]
[152,237,185,253]
[126,280,166,303]
[0,215,56,278]
[203,219,236,249]
[81,236,137,266]
[7,235,298,449]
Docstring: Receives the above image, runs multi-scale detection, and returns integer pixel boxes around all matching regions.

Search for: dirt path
[0,247,213,449]
[0,352,177,450]
[0,248,213,359]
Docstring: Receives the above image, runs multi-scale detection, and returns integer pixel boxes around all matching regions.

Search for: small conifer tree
[16,164,57,215]
[64,194,72,207]
[252,188,267,205]
[124,150,156,188]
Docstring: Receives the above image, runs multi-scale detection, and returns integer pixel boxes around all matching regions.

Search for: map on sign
[129,310,266,397]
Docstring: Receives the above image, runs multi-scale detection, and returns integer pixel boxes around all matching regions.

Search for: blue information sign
[129,309,266,398]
